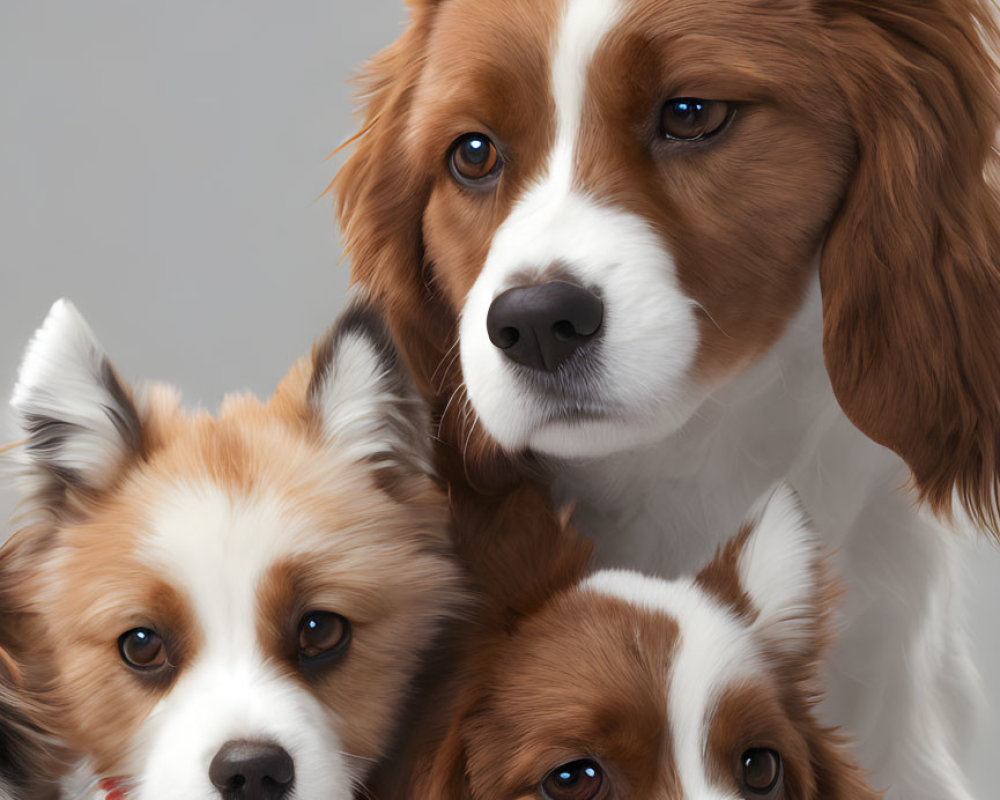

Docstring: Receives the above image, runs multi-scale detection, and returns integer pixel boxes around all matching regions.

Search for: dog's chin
[528,392,706,460]
[470,377,706,461]
[525,405,695,460]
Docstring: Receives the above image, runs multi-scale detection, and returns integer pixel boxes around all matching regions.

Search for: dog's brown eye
[660,98,731,141]
[298,611,351,665]
[540,759,608,800]
[118,628,167,671]
[449,133,501,187]
[740,748,782,796]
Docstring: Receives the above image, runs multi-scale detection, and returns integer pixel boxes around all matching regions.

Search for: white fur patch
[10,299,136,493]
[458,0,701,457]
[132,485,352,799]
[582,570,756,800]
[549,0,624,189]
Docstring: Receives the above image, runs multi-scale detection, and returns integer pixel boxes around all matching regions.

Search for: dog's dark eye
[660,98,732,141]
[740,748,782,796]
[297,611,351,666]
[118,628,168,671]
[540,759,608,800]
[449,133,502,188]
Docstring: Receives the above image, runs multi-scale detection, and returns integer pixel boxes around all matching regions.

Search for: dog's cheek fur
[36,532,194,775]
[707,681,882,800]
[578,0,856,382]
[254,498,461,762]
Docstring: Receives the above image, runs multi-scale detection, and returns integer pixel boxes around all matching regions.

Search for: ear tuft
[736,483,832,659]
[309,299,433,483]
[9,299,142,511]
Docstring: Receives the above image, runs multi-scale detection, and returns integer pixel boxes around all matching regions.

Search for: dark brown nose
[209,740,294,800]
[486,281,603,372]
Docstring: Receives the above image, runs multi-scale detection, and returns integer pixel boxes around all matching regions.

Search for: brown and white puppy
[382,486,880,800]
[334,2,999,796]
[0,299,465,800]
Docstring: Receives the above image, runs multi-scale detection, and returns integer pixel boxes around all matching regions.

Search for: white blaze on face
[458,0,702,459]
[582,570,757,800]
[131,485,351,800]
[579,489,823,799]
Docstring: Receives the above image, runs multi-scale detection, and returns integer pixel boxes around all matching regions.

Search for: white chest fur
[551,279,979,800]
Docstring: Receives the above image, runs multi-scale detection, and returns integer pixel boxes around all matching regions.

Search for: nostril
[552,320,575,342]
[496,326,520,349]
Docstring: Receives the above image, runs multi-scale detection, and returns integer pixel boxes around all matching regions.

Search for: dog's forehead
[581,571,764,794]
[124,411,398,636]
[480,572,766,796]
[126,484,307,668]
[582,570,760,697]
[422,0,816,90]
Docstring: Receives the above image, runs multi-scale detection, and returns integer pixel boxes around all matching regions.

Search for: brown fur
[371,500,878,800]
[0,647,65,800]
[0,543,67,800]
[336,0,1000,535]
[708,682,881,800]
[1,304,466,788]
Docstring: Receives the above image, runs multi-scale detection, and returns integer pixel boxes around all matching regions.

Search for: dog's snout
[209,740,294,800]
[486,281,603,372]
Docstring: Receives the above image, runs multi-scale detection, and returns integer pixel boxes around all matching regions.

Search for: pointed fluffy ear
[9,299,143,513]
[308,300,434,484]
[819,0,1000,536]
[731,484,833,662]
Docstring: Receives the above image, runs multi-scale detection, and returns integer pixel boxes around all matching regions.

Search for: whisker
[689,299,728,338]
[339,750,379,764]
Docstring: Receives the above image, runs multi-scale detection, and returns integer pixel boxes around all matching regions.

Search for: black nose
[486,281,603,372]
[209,740,294,800]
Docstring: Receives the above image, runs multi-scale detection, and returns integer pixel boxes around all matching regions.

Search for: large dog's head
[336,0,1000,530]
[2,299,464,799]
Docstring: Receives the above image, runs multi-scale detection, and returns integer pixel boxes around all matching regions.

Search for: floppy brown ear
[334,1,524,492]
[334,0,444,384]
[820,0,1000,535]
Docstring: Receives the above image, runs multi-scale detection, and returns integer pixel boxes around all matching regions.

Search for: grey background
[0,1,996,793]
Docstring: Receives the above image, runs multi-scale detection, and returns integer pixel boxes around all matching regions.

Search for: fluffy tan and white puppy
[0,299,465,800]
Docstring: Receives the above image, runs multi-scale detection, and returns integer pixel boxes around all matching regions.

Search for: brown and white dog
[377,485,881,800]
[334,1,1000,797]
[0,299,465,799]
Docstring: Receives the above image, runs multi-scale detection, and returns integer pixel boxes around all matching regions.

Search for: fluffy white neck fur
[551,276,978,800]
